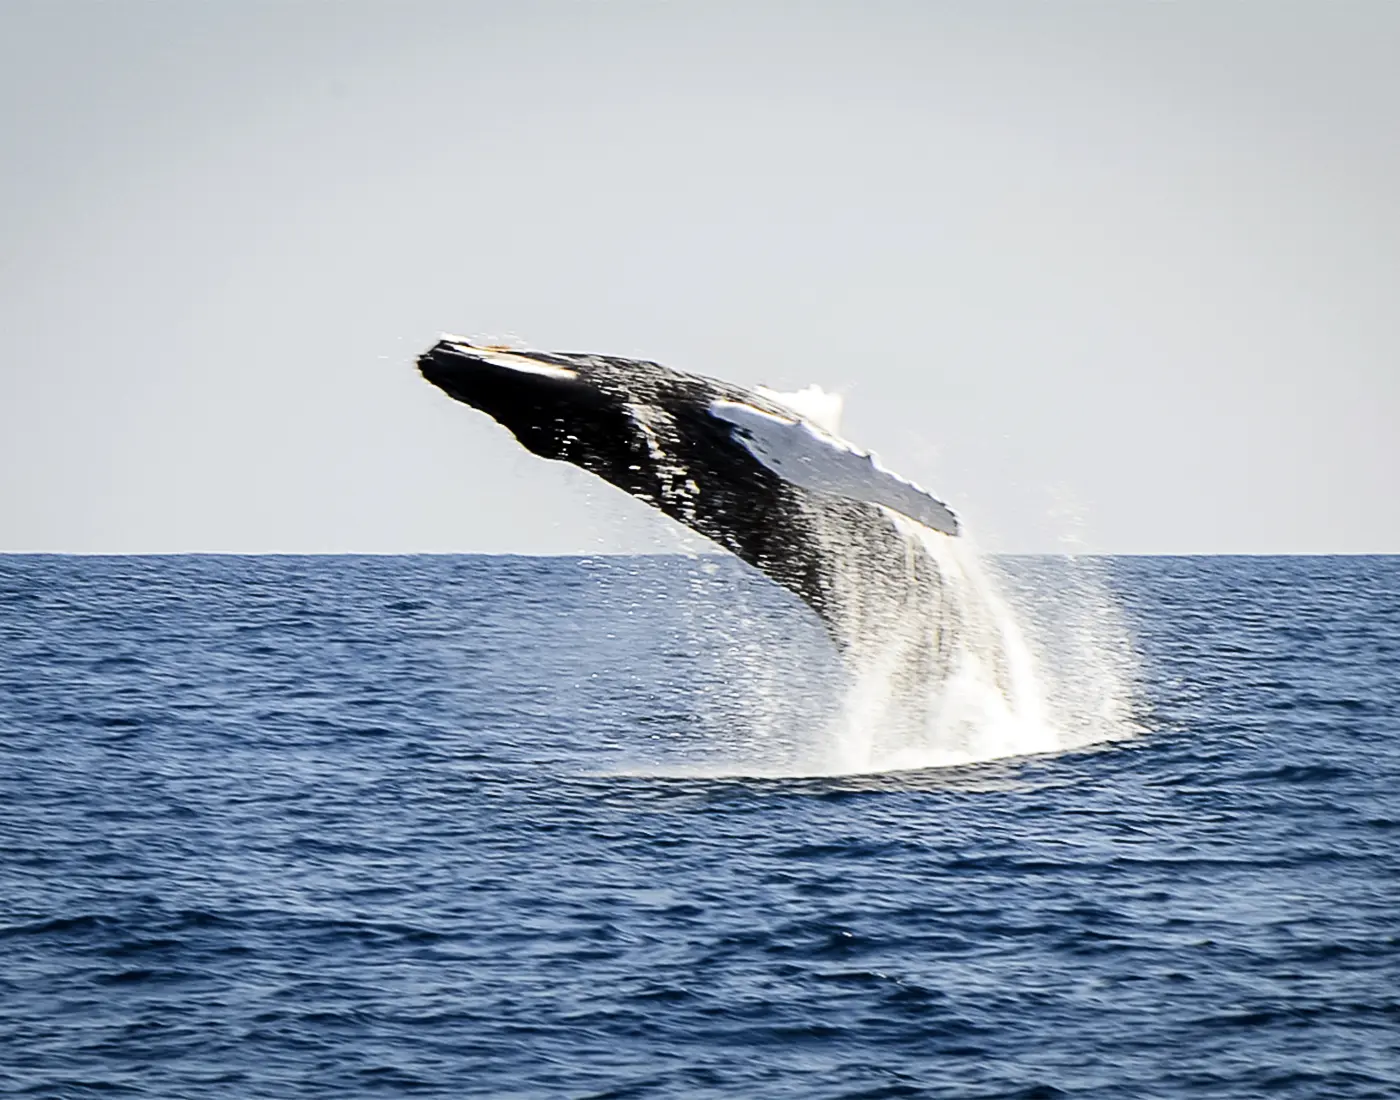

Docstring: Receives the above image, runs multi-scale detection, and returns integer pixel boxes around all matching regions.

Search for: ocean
[1,553,1397,1098]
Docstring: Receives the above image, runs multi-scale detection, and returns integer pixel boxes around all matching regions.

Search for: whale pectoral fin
[708,401,960,537]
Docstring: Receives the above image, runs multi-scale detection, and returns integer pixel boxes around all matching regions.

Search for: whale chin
[417,337,958,647]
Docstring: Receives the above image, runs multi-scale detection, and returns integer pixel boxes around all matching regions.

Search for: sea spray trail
[666,524,1141,779]
[824,526,1059,775]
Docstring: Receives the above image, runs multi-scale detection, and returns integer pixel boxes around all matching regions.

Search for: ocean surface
[1,553,1397,1098]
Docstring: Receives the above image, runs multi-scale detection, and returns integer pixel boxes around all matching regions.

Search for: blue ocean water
[1,553,1397,1098]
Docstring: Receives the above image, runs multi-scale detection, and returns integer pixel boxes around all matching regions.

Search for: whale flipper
[707,399,959,537]
[417,338,958,647]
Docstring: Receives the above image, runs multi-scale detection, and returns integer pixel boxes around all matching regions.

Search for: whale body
[417,338,961,665]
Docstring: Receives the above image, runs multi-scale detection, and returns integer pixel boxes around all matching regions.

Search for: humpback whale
[417,338,966,681]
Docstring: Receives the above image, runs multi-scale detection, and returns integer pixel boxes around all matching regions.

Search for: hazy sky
[2,1,1397,554]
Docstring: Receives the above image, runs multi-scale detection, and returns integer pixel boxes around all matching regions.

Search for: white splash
[680,497,1139,779]
[813,518,1138,775]
[755,384,845,436]
[818,522,1052,773]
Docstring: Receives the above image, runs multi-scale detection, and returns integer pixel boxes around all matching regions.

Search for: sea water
[1,554,1397,1097]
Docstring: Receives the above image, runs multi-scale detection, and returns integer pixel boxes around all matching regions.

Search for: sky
[2,1,1397,555]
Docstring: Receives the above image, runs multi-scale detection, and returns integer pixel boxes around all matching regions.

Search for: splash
[821,522,1051,773]
[816,518,1139,775]
[672,506,1141,779]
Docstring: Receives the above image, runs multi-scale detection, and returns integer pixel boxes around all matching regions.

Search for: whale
[417,338,962,667]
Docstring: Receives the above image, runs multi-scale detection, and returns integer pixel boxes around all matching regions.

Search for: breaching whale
[418,338,965,676]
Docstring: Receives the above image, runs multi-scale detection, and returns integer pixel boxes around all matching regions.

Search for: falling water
[818,517,1140,775]
[665,510,1141,779]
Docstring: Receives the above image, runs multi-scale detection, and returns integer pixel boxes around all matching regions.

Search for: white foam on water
[611,523,1140,783]
[822,524,1051,774]
[651,514,1141,781]
[812,519,1139,776]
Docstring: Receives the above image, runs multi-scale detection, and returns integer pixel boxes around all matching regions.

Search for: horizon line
[2,550,1397,560]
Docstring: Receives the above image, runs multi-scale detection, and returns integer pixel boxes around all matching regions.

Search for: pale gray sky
[2,1,1396,554]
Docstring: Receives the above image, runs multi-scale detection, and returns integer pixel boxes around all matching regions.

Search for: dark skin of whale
[417,339,954,667]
